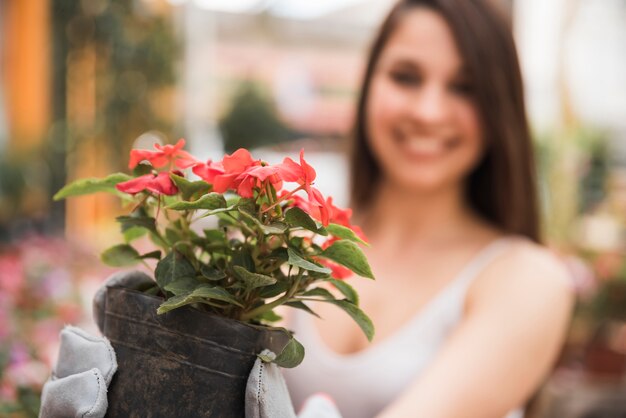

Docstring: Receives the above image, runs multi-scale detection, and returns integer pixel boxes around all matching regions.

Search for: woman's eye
[390,71,420,86]
[450,81,474,96]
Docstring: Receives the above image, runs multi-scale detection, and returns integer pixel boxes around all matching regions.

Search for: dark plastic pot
[102,286,289,418]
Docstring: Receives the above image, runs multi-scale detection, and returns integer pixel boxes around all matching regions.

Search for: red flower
[193,149,285,198]
[116,172,178,195]
[327,197,351,227]
[235,165,284,198]
[277,149,316,194]
[322,259,352,280]
[325,197,368,243]
[192,160,225,184]
[277,150,334,225]
[309,187,330,226]
[128,139,196,170]
[208,149,261,197]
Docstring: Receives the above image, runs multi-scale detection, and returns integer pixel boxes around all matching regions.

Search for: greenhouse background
[1,0,626,416]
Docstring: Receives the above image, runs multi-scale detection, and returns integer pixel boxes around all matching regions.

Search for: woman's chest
[311,266,459,355]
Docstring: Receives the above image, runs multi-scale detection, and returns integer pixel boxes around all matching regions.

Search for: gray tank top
[282,237,524,418]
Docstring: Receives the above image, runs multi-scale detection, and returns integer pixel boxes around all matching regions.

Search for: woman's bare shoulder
[470,237,574,313]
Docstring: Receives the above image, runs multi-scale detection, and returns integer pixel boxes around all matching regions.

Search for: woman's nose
[408,85,449,125]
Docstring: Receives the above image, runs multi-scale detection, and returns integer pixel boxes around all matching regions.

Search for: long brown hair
[350,0,541,242]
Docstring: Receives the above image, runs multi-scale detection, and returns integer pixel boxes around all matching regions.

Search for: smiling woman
[365,9,484,195]
[282,1,573,417]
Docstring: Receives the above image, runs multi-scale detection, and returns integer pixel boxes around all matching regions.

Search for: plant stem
[260,185,304,214]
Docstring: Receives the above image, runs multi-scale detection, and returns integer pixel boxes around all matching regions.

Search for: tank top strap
[451,236,515,295]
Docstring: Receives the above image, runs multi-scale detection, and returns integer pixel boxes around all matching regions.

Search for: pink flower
[128,138,196,169]
[277,149,317,195]
[116,172,179,195]
[192,160,225,184]
[193,149,280,198]
[0,253,24,297]
[277,150,334,225]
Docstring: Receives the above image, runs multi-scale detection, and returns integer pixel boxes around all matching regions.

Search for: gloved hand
[40,272,343,418]
[39,326,116,418]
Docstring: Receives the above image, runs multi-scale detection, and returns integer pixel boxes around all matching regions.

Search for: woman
[282,1,573,417]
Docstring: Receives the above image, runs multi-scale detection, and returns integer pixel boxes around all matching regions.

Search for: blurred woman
[282,1,573,417]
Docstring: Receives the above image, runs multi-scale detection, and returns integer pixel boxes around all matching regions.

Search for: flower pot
[102,285,290,418]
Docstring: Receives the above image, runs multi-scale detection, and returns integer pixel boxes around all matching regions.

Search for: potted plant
[54,139,374,417]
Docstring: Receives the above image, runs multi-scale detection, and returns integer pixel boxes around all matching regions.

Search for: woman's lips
[393,128,458,159]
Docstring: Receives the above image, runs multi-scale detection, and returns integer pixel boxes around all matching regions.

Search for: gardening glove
[246,349,343,418]
[40,271,151,417]
[39,326,117,418]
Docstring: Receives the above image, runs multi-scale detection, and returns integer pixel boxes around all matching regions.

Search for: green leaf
[101,244,140,267]
[157,285,242,314]
[200,264,227,281]
[274,337,305,368]
[155,251,196,290]
[54,173,132,200]
[302,287,336,300]
[123,226,147,243]
[167,193,227,210]
[156,294,198,314]
[139,250,162,260]
[116,215,157,233]
[204,229,226,242]
[237,208,287,235]
[287,248,331,274]
[326,278,359,305]
[232,248,255,272]
[326,223,368,246]
[258,310,283,323]
[258,281,290,298]
[164,277,198,296]
[321,240,375,279]
[202,205,238,218]
[170,173,210,201]
[262,222,288,235]
[324,299,374,342]
[191,285,243,307]
[165,227,183,244]
[284,207,327,235]
[284,300,321,318]
[267,247,288,262]
[233,266,277,289]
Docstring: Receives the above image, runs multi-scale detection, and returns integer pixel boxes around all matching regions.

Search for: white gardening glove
[39,326,117,418]
[246,350,343,418]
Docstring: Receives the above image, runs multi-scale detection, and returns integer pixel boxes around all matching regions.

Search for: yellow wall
[2,0,50,150]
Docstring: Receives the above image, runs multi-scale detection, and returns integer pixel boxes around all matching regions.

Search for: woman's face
[366,8,484,193]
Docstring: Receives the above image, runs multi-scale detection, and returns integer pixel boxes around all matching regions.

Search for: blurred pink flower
[594,252,624,281]
[6,360,49,388]
[9,342,30,366]
[0,253,24,297]
[0,307,10,340]
[0,379,17,401]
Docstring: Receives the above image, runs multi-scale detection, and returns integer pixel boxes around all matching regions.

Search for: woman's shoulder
[469,235,574,315]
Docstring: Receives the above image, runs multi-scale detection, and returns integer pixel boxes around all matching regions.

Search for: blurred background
[1,0,625,416]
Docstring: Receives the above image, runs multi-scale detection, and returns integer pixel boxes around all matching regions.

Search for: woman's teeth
[404,138,448,155]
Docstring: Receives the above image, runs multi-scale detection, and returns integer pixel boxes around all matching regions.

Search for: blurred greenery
[219,82,292,153]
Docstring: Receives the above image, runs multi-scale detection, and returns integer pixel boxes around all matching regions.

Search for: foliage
[55,140,375,367]
[219,83,291,153]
